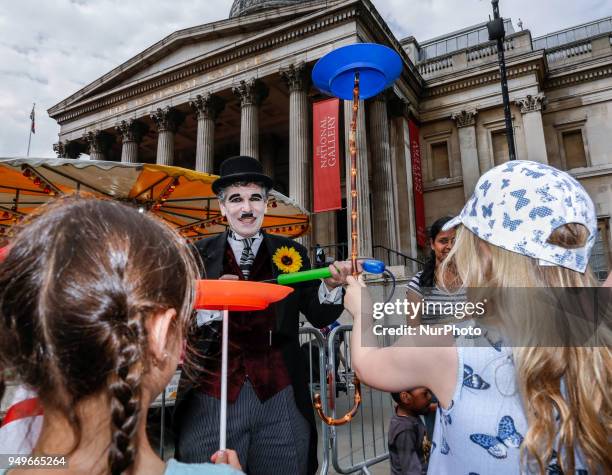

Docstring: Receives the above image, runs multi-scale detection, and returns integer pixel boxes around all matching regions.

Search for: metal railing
[373,245,424,270]
[326,325,393,474]
[310,243,349,263]
[299,327,332,475]
[311,243,423,271]
[300,324,398,474]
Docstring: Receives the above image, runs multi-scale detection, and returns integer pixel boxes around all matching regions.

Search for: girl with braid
[0,197,242,475]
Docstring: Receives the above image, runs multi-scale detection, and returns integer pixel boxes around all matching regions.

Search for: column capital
[190,93,225,121]
[150,107,184,133]
[452,110,478,128]
[516,93,546,114]
[53,140,82,159]
[232,78,269,107]
[82,130,114,156]
[279,63,309,93]
[115,119,148,143]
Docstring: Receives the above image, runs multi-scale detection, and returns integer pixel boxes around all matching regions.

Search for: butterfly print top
[427,334,590,474]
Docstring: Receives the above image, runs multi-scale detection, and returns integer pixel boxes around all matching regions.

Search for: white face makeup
[218,183,267,237]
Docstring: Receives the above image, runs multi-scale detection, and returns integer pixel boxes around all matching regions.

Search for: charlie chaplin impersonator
[174,156,354,474]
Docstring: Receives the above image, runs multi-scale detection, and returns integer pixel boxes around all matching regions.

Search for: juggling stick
[194,280,293,451]
[262,259,386,285]
[311,43,402,426]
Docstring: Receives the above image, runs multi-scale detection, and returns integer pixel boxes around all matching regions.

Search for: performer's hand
[324,259,362,289]
[344,274,368,318]
[220,274,240,280]
[211,449,242,471]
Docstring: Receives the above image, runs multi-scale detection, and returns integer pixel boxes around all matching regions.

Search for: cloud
[0,0,609,157]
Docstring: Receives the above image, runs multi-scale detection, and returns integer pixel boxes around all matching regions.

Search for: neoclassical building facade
[48,0,612,278]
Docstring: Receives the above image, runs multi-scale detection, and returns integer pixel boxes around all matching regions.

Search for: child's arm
[345,276,457,408]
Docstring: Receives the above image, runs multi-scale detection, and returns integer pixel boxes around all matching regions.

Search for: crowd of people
[0,156,610,475]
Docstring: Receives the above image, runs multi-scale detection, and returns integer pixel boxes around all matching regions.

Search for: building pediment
[48,0,343,119]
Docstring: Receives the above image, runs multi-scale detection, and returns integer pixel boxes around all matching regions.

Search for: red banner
[408,120,427,247]
[313,98,341,213]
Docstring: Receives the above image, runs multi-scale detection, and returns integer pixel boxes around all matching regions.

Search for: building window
[561,130,587,169]
[554,119,589,170]
[491,130,509,166]
[590,219,610,281]
[430,141,450,179]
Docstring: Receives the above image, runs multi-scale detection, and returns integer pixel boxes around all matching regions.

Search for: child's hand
[344,274,368,318]
[211,449,242,471]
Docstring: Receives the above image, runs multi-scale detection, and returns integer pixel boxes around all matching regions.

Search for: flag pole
[27,103,35,157]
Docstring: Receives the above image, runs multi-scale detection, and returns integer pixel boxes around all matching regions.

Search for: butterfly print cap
[443,160,597,272]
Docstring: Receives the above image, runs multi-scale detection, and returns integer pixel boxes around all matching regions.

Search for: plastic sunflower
[272,246,303,273]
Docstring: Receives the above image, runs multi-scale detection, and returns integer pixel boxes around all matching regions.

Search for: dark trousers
[176,380,310,475]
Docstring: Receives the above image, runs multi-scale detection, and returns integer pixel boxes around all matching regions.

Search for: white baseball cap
[443,160,597,273]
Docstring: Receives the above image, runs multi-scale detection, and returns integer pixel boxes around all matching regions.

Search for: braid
[108,317,146,475]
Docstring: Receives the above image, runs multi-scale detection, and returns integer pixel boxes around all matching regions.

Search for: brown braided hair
[0,196,197,474]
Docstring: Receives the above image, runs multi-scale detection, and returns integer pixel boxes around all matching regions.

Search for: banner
[313,98,341,212]
[408,119,427,247]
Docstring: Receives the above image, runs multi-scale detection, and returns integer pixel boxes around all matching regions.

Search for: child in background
[346,161,611,474]
[0,197,242,475]
[388,388,434,475]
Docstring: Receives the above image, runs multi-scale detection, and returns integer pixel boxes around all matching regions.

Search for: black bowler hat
[212,155,274,195]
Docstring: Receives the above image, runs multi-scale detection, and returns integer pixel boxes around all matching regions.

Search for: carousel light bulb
[138,207,145,214]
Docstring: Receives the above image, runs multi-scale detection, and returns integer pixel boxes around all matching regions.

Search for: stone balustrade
[466,37,515,63]
[418,55,453,77]
[545,39,592,65]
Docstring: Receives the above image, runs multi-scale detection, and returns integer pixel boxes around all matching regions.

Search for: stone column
[344,99,372,259]
[388,97,418,265]
[83,130,113,161]
[368,93,400,263]
[281,63,311,249]
[190,93,225,172]
[150,107,184,166]
[232,79,268,160]
[260,133,276,180]
[115,119,148,164]
[53,140,82,159]
[516,94,548,164]
[451,110,480,201]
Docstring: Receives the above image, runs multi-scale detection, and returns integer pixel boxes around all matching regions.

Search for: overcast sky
[1,0,610,158]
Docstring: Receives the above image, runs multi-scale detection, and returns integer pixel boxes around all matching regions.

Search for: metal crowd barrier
[299,326,331,474]
[300,324,395,475]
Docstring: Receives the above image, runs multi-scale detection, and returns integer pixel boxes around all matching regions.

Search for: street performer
[174,155,355,475]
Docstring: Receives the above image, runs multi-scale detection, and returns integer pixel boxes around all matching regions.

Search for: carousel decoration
[310,43,403,426]
[0,158,309,244]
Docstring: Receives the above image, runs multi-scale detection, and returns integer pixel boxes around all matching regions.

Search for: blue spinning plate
[312,43,402,100]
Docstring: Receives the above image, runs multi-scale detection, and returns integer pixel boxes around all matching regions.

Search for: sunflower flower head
[272,246,303,273]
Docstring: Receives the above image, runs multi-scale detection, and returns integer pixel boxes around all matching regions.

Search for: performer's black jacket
[174,231,343,474]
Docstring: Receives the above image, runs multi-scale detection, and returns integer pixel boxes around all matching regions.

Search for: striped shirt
[405,271,467,324]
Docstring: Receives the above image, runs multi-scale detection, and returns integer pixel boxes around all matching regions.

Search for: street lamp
[487,0,516,160]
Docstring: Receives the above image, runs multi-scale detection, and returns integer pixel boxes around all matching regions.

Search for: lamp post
[487,0,516,160]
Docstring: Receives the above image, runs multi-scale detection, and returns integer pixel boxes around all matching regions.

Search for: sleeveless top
[428,332,590,474]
